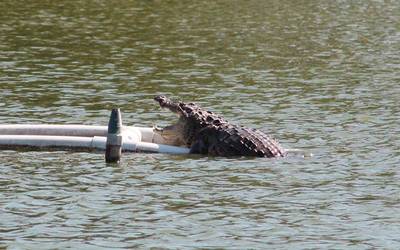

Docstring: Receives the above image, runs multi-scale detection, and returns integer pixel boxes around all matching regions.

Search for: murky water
[1,0,400,249]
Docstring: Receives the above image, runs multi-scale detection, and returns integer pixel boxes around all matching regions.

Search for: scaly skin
[154,95,286,158]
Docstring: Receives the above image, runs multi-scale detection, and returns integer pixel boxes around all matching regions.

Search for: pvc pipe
[0,135,96,149]
[0,124,107,137]
[0,124,189,154]
[135,141,190,154]
[137,127,166,144]
[0,124,166,144]
[0,135,190,154]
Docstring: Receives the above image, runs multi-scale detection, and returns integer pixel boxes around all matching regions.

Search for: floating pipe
[0,135,190,154]
[0,135,100,149]
[0,124,107,137]
[0,123,190,154]
[0,124,166,144]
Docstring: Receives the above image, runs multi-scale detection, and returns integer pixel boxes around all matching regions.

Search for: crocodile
[153,95,286,158]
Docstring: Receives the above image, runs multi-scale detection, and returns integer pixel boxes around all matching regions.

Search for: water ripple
[1,0,400,249]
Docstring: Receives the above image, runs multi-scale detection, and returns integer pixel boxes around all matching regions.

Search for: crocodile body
[154,95,286,158]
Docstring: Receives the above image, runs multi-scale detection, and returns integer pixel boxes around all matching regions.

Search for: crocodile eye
[213,119,221,125]
[184,107,193,113]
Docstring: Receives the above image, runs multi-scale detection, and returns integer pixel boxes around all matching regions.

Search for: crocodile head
[154,95,227,147]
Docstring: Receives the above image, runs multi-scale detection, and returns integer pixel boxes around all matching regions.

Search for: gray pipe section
[0,124,190,154]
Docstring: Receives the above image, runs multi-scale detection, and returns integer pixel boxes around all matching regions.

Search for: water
[1,0,400,249]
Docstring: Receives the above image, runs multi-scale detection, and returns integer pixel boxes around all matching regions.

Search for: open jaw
[153,121,186,147]
[153,97,186,146]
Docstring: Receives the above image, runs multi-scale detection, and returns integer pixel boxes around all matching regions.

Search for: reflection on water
[1,0,400,248]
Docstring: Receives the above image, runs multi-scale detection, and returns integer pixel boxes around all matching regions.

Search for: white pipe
[0,124,166,144]
[0,135,96,149]
[135,141,190,154]
[0,124,107,137]
[137,127,166,144]
[0,135,190,154]
[0,124,189,154]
